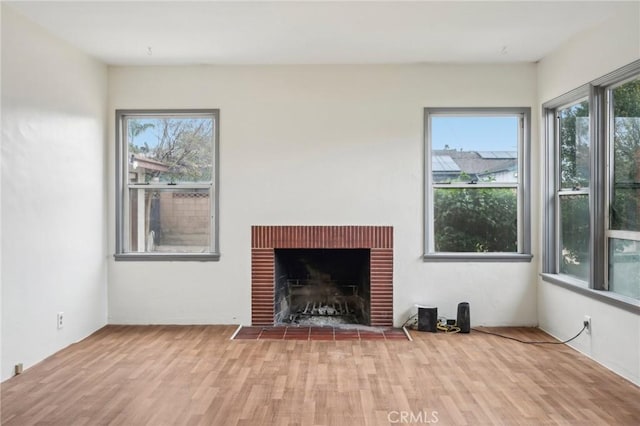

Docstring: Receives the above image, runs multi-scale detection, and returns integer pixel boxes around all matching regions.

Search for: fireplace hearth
[251,226,393,326]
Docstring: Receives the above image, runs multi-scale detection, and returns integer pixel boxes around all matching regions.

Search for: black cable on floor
[471,324,587,345]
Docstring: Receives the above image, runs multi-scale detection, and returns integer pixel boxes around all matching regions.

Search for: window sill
[540,273,640,314]
[422,253,533,262]
[114,253,220,262]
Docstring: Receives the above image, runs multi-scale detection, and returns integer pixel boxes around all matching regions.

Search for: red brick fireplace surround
[251,226,393,326]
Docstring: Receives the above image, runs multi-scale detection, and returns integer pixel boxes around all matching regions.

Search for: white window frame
[115,109,220,261]
[423,107,532,262]
[542,59,640,312]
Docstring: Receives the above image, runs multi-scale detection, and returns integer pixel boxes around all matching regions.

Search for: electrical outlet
[583,315,591,334]
[57,312,64,329]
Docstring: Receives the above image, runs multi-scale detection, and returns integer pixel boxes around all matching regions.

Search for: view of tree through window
[545,67,639,301]
[434,187,517,252]
[609,78,640,299]
[557,100,590,280]
[128,117,213,184]
[611,79,640,232]
[117,111,218,258]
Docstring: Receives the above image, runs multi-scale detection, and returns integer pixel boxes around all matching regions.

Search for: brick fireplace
[251,225,393,326]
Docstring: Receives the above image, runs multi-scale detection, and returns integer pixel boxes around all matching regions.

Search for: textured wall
[1,5,108,381]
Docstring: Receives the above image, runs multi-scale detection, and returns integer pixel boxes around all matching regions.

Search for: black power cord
[471,324,588,345]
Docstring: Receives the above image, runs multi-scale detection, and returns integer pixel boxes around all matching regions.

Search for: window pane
[128,188,211,253]
[127,117,213,184]
[558,101,589,189]
[433,188,517,252]
[559,194,590,280]
[609,238,640,299]
[611,78,640,232]
[431,116,519,184]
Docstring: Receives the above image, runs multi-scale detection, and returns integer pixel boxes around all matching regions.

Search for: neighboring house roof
[432,149,517,181]
[432,155,461,172]
[131,154,169,173]
[476,151,517,159]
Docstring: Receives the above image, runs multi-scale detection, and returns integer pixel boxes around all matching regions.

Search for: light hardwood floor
[2,325,639,425]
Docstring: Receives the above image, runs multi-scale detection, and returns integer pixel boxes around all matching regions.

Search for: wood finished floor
[2,325,639,425]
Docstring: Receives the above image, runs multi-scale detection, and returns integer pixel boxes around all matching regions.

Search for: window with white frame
[115,110,219,260]
[544,60,640,303]
[424,108,532,261]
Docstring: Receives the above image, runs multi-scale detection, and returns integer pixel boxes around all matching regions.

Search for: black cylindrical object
[417,305,438,332]
[456,302,470,333]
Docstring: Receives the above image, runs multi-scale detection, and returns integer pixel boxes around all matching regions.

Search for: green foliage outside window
[557,100,590,275]
[559,101,590,189]
[555,79,639,277]
[611,79,640,232]
[434,187,517,252]
[559,194,590,279]
[128,117,214,183]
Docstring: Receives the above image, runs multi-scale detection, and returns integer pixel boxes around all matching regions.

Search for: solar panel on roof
[476,151,517,159]
[432,155,460,172]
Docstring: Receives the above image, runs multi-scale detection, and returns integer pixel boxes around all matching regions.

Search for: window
[557,98,590,281]
[544,60,640,304]
[424,108,532,261]
[608,76,640,299]
[115,110,219,260]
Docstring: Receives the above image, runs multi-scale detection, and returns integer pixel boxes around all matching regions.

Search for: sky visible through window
[432,116,519,152]
[128,118,158,147]
[133,116,518,152]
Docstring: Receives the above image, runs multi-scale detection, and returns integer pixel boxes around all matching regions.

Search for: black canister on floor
[417,305,438,332]
[456,302,470,333]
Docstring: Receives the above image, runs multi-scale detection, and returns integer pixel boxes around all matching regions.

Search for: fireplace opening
[274,249,370,326]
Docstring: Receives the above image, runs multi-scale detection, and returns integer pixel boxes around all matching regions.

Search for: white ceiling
[5,1,636,65]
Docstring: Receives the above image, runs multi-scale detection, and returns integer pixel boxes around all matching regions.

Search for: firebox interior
[274,249,370,325]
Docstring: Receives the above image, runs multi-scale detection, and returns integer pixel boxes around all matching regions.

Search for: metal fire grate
[283,279,366,325]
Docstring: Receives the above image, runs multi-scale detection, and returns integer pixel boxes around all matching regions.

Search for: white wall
[538,3,640,103]
[107,63,539,327]
[537,2,640,385]
[1,6,108,381]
